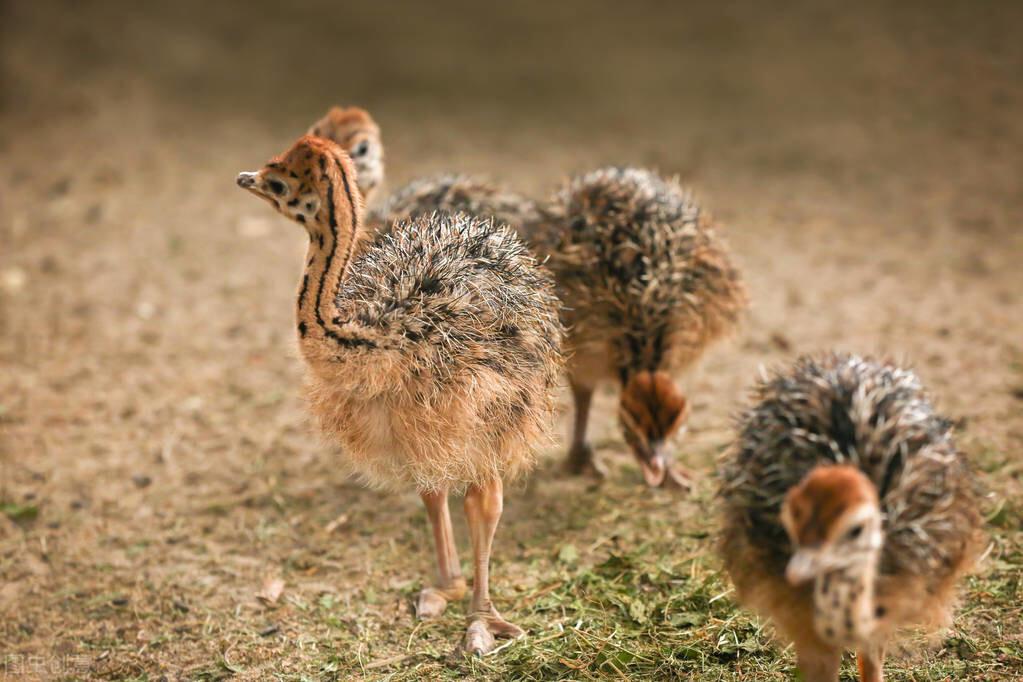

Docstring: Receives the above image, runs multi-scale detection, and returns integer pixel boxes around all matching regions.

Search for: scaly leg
[462,478,523,655]
[564,380,606,478]
[856,644,886,682]
[416,489,467,619]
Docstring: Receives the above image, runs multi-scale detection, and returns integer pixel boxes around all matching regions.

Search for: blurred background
[5,1,1022,190]
[1,1,1021,679]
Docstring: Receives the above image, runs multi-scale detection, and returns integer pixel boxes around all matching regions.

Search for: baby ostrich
[718,353,984,681]
[308,106,384,203]
[236,136,563,654]
[534,167,747,487]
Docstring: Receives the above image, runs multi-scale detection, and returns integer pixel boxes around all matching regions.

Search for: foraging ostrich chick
[535,167,747,487]
[718,353,984,681]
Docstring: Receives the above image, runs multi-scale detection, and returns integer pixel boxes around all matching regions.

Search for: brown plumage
[532,167,747,486]
[718,353,985,681]
[308,106,384,203]
[236,135,563,655]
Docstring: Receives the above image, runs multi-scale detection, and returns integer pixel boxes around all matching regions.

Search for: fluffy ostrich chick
[536,167,747,487]
[236,136,563,654]
[718,353,984,681]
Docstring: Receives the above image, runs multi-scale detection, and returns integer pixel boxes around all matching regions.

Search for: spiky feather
[718,353,984,636]
[533,167,747,380]
[307,212,563,492]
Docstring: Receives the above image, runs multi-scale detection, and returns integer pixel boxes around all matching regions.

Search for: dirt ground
[1,1,1021,680]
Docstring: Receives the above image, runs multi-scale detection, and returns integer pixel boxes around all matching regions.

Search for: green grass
[1,501,40,522]
[3,452,1019,681]
[163,472,1022,681]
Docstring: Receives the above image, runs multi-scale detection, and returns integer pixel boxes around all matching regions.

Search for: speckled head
[780,465,882,584]
[308,106,383,203]
[618,370,689,487]
[236,134,363,236]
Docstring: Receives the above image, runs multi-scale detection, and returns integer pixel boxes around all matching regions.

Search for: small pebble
[132,474,152,489]
[39,256,61,273]
[180,396,203,413]
[1,268,27,293]
[85,203,103,224]
[769,332,792,352]
[137,301,156,320]
[49,178,71,198]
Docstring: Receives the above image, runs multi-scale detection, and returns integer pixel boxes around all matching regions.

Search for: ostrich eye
[844,524,864,541]
[353,140,370,157]
[267,179,287,196]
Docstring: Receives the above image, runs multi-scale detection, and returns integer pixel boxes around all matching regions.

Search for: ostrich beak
[639,443,691,490]
[786,548,824,585]
[640,452,667,487]
[236,171,259,189]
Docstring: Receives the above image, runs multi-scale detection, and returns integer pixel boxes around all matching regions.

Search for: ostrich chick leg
[796,643,841,682]
[462,478,524,655]
[564,380,607,478]
[857,645,886,682]
[417,489,467,619]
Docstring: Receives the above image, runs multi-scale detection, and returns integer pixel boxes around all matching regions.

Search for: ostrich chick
[236,136,563,654]
[535,167,747,487]
[718,353,984,681]
[308,106,384,203]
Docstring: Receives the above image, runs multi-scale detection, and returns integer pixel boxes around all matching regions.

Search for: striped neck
[295,152,373,360]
